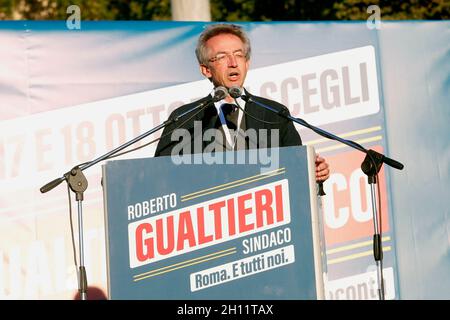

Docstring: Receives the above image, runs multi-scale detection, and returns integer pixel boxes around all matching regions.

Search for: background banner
[0,20,448,299]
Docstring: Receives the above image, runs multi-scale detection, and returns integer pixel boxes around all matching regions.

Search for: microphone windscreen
[213,86,228,102]
[229,86,242,99]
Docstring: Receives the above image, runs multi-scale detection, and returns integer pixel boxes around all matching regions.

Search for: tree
[0,0,448,21]
[0,0,171,20]
[209,0,449,21]
[332,0,450,20]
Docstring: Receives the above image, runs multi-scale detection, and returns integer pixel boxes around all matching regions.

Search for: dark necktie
[221,103,238,130]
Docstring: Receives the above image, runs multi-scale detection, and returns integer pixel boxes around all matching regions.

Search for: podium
[102,146,326,299]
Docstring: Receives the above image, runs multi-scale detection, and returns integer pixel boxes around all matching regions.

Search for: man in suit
[155,23,329,183]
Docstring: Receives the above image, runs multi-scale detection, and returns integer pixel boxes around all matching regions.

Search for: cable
[61,99,215,300]
[67,183,79,275]
[65,101,209,288]
[377,171,382,235]
[241,94,385,278]
[233,97,284,125]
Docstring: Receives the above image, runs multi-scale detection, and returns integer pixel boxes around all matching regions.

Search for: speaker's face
[200,33,250,92]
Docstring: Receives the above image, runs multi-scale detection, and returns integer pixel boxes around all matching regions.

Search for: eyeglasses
[208,50,247,63]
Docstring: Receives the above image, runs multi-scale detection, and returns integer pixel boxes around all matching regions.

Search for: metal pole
[77,199,88,300]
[369,183,385,300]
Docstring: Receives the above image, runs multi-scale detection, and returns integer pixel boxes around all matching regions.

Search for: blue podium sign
[102,146,325,299]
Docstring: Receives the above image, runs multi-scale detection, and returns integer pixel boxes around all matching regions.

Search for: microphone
[213,86,228,102]
[228,86,243,99]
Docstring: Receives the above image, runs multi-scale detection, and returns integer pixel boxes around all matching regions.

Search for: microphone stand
[241,94,404,300]
[40,96,218,300]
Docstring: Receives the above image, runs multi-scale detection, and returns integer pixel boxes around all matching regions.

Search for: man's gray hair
[195,23,251,66]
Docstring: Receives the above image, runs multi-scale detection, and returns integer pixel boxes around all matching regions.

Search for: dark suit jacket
[154,90,302,157]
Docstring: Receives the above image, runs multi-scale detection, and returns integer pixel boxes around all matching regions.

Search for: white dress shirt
[213,96,246,148]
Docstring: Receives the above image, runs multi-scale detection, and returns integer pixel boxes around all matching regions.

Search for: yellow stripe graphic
[315,136,382,153]
[306,126,382,146]
[181,168,284,199]
[133,247,236,282]
[181,168,285,202]
[327,246,391,265]
[326,236,391,255]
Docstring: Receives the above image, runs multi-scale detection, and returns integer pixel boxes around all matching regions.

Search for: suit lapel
[244,101,265,131]
[243,91,267,149]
